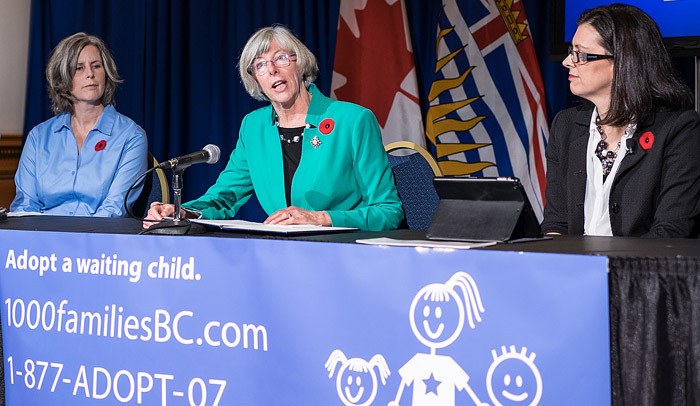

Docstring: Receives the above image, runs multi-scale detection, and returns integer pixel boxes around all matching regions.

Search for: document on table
[7,212,45,217]
[191,219,358,235]
[356,237,497,250]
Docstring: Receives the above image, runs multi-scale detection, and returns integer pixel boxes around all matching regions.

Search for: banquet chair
[131,152,170,217]
[385,141,442,230]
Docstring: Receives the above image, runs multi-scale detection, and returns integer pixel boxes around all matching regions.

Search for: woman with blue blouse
[11,32,148,217]
[144,25,403,231]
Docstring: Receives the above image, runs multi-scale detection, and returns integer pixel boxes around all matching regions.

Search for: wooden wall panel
[0,133,22,208]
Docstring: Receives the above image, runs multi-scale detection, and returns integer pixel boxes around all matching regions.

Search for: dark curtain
[21,0,583,219]
[25,0,344,219]
[609,256,700,406]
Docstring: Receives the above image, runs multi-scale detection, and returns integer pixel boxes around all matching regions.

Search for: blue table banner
[0,229,610,405]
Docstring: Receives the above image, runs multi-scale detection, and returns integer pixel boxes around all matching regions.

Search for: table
[1,216,699,405]
[3,215,700,256]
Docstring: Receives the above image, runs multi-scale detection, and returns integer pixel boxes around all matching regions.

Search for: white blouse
[583,109,636,236]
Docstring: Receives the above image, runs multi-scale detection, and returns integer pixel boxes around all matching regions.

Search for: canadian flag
[331,0,425,147]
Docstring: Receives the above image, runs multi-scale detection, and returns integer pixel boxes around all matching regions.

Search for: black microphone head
[203,144,221,164]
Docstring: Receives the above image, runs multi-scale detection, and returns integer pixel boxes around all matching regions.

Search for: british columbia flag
[428,0,549,218]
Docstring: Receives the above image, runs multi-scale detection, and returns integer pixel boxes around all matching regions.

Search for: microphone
[157,144,221,170]
[625,138,636,155]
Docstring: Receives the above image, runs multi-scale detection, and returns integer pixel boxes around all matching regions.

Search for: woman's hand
[143,202,184,228]
[264,206,331,226]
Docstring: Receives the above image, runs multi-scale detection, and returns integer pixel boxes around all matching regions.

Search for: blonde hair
[45,32,122,114]
[238,25,318,101]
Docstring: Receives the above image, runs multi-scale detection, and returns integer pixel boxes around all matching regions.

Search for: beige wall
[0,0,31,135]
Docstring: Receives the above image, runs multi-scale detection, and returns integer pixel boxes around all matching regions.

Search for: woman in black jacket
[541,3,700,237]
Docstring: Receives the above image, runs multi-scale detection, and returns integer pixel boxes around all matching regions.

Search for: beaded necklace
[279,131,303,144]
[275,114,311,144]
[594,117,622,182]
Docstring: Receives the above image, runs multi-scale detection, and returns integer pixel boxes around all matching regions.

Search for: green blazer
[183,84,404,231]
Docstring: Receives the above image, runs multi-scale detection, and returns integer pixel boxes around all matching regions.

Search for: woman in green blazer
[145,25,403,231]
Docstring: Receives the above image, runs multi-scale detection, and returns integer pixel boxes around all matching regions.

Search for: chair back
[132,153,170,217]
[385,141,442,230]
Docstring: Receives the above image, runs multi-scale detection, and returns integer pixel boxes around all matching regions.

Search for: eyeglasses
[567,46,613,65]
[248,53,297,76]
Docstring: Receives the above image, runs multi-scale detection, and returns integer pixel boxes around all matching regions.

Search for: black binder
[426,177,542,242]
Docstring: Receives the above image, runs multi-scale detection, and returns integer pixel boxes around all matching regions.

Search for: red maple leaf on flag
[332,0,416,128]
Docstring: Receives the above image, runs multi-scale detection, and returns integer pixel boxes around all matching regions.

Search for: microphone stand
[145,168,206,235]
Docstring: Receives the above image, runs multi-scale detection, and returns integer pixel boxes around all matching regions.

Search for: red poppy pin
[319,118,335,135]
[95,140,107,152]
[639,131,654,150]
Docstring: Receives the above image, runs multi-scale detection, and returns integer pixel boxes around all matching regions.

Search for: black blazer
[541,104,700,237]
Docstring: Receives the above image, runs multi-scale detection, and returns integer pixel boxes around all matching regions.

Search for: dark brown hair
[578,3,693,126]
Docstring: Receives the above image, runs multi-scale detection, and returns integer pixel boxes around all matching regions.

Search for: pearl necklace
[280,134,302,144]
[277,120,311,144]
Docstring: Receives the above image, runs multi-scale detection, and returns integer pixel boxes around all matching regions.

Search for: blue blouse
[11,105,148,217]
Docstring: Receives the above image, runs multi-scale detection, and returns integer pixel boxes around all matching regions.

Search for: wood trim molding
[0,133,22,207]
[0,133,23,178]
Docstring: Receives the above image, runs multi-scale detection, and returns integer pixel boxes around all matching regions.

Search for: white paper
[191,219,357,234]
[7,212,45,217]
[355,237,497,250]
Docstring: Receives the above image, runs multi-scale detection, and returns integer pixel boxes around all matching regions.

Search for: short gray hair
[238,25,318,101]
[45,32,123,115]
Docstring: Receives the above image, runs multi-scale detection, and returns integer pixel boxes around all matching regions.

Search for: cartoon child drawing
[389,271,488,406]
[325,349,390,406]
[486,346,542,406]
